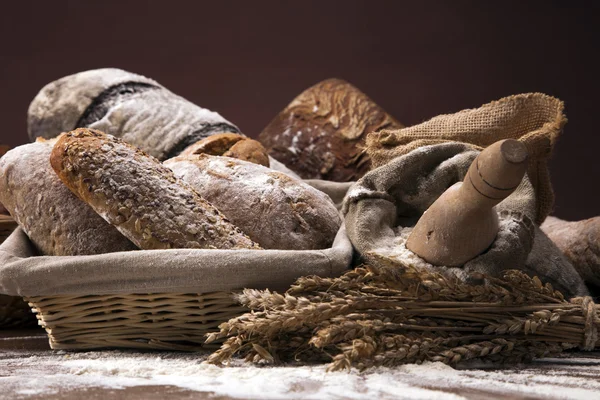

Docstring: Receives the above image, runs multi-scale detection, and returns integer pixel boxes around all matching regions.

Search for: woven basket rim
[0,225,353,297]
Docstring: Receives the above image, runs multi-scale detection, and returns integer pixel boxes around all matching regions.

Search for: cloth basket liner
[0,180,354,297]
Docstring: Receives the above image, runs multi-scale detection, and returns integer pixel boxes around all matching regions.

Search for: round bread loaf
[258,78,402,181]
[0,139,137,255]
[50,129,260,251]
[180,133,270,167]
[28,68,241,160]
[164,154,341,250]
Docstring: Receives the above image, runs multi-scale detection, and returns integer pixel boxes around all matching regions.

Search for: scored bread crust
[0,139,137,255]
[165,154,342,250]
[28,68,241,161]
[258,78,402,181]
[50,128,260,250]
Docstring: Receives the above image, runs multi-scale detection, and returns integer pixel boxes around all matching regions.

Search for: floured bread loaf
[542,216,600,287]
[180,133,270,167]
[51,129,260,251]
[0,139,137,255]
[0,145,9,215]
[28,68,241,160]
[165,154,341,250]
[258,78,402,181]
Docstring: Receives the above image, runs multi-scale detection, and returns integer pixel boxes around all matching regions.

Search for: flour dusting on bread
[165,154,341,250]
[50,129,260,251]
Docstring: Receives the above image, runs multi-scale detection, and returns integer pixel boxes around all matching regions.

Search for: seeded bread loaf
[50,129,260,250]
[0,139,137,255]
[165,154,341,250]
[28,68,241,160]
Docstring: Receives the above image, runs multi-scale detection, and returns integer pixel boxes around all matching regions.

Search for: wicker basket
[25,291,245,351]
[2,220,352,350]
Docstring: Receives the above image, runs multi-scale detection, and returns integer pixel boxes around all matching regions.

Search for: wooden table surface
[2,328,600,399]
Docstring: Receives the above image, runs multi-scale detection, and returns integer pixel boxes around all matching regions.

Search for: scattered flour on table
[3,350,600,399]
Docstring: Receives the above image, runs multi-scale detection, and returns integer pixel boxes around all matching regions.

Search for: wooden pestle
[405,139,529,266]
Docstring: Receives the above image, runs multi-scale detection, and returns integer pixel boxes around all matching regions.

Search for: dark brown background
[0,1,598,220]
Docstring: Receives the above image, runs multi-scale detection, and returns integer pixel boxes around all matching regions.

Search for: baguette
[50,129,260,250]
[0,139,137,255]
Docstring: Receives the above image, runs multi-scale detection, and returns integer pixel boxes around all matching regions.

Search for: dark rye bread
[28,68,241,160]
[50,129,260,251]
[0,139,137,255]
[258,78,403,182]
[165,154,341,250]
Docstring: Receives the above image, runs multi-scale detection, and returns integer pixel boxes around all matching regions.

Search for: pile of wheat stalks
[207,254,599,371]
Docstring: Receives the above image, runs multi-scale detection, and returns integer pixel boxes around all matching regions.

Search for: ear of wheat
[206,254,599,371]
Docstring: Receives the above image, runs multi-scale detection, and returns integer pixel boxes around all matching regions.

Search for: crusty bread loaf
[542,216,600,287]
[180,133,270,167]
[28,68,241,160]
[258,78,402,181]
[50,129,260,251]
[165,154,342,250]
[0,145,10,215]
[0,139,137,255]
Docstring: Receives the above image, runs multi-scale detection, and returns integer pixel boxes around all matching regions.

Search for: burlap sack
[342,143,589,298]
[0,181,353,297]
[366,93,565,224]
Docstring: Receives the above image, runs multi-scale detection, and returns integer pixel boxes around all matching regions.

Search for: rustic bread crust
[28,68,241,161]
[0,145,9,215]
[180,133,244,156]
[258,78,402,181]
[27,68,160,142]
[0,139,137,255]
[50,129,260,251]
[542,216,600,287]
[223,139,270,167]
[165,154,341,250]
[180,133,270,167]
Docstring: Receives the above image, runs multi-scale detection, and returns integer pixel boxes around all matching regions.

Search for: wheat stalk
[206,261,600,370]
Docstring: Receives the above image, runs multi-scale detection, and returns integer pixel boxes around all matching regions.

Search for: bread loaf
[0,145,9,215]
[180,133,270,167]
[258,78,402,181]
[165,154,341,250]
[50,129,259,251]
[28,68,241,160]
[542,216,600,287]
[0,139,137,255]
